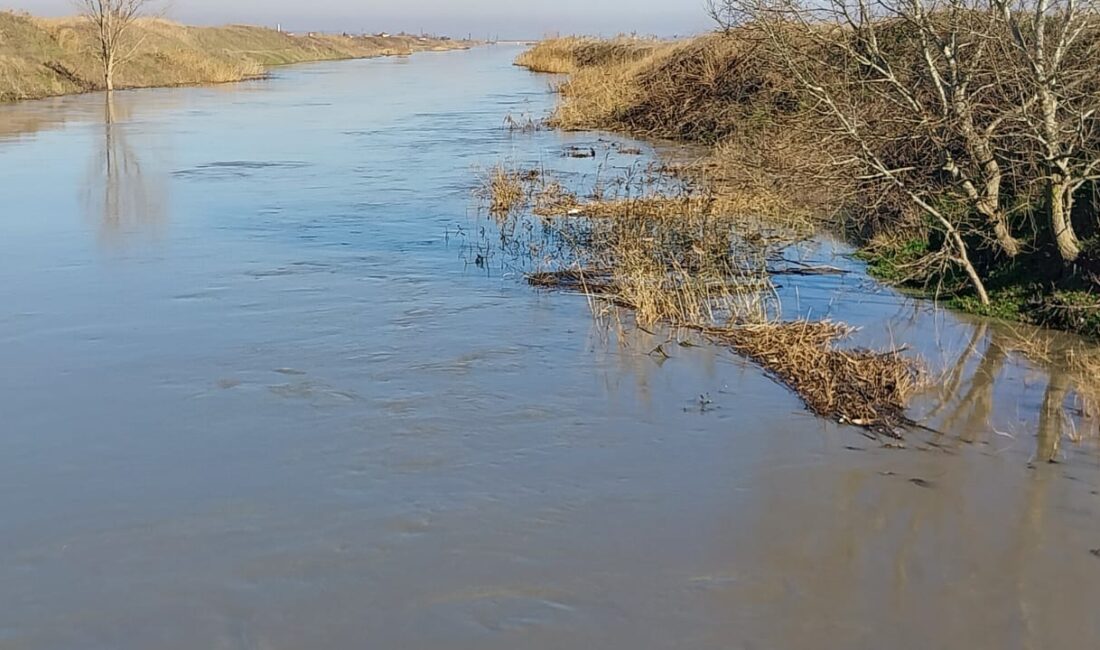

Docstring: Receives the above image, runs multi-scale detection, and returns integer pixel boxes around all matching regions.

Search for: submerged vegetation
[515,0,1100,337]
[480,164,924,436]
[500,0,1100,444]
[0,10,469,102]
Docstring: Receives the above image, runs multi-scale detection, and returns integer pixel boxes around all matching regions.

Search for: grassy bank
[0,11,470,102]
[515,33,1100,338]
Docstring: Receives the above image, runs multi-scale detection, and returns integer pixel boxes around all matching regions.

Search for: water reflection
[476,178,1100,464]
[1,46,1099,650]
[82,93,167,245]
[914,319,1100,463]
[933,322,1006,442]
[0,96,74,142]
[729,437,1100,649]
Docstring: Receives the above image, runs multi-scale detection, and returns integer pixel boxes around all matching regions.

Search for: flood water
[2,46,1099,649]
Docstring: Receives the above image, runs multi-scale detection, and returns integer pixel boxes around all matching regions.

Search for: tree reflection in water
[920,319,1100,463]
[83,93,166,245]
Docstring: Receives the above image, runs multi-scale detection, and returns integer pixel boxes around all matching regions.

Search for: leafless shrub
[75,0,155,91]
[989,0,1100,263]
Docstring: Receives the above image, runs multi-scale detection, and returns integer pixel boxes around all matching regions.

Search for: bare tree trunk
[993,0,1095,265]
[988,205,1021,257]
[949,226,992,305]
[105,57,115,92]
[952,87,1020,258]
[1049,176,1080,262]
[1040,80,1080,262]
[969,144,1020,258]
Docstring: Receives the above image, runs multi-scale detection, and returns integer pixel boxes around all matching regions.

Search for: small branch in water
[768,264,848,276]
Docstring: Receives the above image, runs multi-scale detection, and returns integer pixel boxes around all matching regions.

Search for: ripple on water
[172,160,312,181]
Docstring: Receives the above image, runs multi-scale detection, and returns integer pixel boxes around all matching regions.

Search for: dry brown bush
[704,320,925,433]
[514,36,660,74]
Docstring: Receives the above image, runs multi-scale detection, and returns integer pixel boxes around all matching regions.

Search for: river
[1,45,1098,649]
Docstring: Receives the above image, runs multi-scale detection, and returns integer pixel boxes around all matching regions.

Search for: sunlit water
[1,46,1099,649]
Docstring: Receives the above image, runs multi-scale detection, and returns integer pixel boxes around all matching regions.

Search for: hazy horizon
[4,1,714,38]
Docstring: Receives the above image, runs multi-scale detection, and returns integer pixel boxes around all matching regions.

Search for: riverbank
[3,42,1099,649]
[0,11,472,103]
[514,35,1100,338]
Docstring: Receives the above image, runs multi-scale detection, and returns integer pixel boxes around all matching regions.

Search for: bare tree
[76,0,154,92]
[719,0,1100,289]
[706,0,739,32]
[991,0,1100,264]
[720,0,1044,302]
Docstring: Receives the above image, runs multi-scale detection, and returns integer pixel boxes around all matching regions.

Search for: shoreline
[0,11,475,104]
[512,37,1100,341]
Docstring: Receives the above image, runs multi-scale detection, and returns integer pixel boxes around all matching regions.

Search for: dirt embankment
[0,11,472,103]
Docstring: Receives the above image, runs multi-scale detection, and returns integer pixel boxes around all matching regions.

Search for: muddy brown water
[1,46,1098,649]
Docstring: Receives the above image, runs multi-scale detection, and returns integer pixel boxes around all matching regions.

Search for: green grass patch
[854,238,930,284]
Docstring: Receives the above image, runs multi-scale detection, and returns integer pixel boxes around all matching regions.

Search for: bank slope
[0,12,470,102]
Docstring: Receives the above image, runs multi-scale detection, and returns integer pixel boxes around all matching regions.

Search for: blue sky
[7,1,713,38]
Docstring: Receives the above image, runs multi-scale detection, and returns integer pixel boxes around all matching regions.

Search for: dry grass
[479,165,530,218]
[482,164,922,432]
[512,31,884,236]
[513,38,583,74]
[516,34,828,235]
[705,321,924,433]
[0,11,470,102]
[514,36,661,74]
[516,37,679,131]
[489,165,779,325]
[522,32,802,145]
[530,173,815,248]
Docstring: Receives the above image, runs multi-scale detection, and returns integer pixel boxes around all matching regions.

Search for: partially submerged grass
[704,321,924,434]
[511,34,1100,451]
[482,161,923,434]
[480,165,529,218]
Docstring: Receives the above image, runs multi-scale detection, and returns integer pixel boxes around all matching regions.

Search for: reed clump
[704,321,924,434]
[513,36,661,74]
[480,165,530,217]
[531,178,814,247]
[482,165,923,432]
